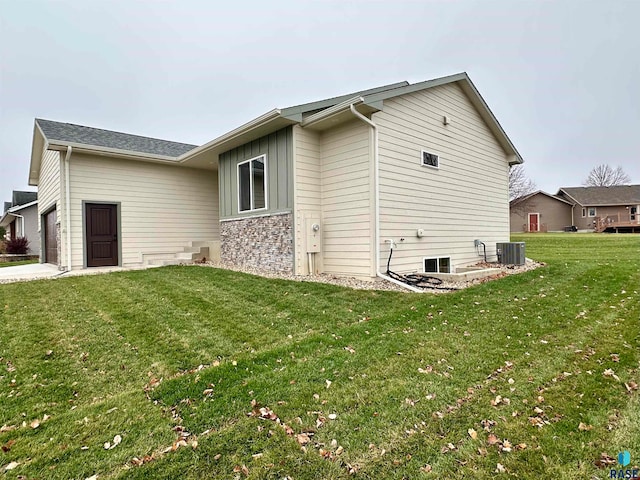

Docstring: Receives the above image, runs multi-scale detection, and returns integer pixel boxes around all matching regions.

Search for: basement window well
[421,150,439,169]
[238,155,267,213]
[424,257,450,273]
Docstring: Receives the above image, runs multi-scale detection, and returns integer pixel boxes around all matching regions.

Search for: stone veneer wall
[220,213,294,273]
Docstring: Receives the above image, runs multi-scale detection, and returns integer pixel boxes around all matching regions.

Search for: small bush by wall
[6,236,30,254]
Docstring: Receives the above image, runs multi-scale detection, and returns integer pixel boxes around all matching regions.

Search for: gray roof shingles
[559,185,640,206]
[36,119,197,158]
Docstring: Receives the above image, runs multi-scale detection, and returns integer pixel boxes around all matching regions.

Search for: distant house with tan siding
[510,191,573,232]
[556,185,640,232]
[27,72,523,282]
[510,185,640,233]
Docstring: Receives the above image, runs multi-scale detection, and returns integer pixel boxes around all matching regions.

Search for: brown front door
[528,213,539,232]
[44,209,58,265]
[85,203,118,267]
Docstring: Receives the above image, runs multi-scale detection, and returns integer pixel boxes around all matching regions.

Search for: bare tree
[509,164,537,201]
[583,164,631,187]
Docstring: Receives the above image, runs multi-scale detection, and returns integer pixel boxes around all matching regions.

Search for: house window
[588,207,596,217]
[238,155,267,212]
[421,150,439,169]
[581,208,586,217]
[424,257,450,273]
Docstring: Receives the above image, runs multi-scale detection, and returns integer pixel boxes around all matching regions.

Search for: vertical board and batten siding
[375,82,511,273]
[292,126,322,275]
[219,127,293,219]
[319,119,374,278]
[67,153,218,269]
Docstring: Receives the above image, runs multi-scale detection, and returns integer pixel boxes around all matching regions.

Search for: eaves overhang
[178,109,297,169]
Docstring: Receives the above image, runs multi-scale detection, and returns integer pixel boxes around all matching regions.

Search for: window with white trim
[421,150,439,169]
[238,155,267,213]
[581,208,586,218]
[588,207,596,217]
[424,257,450,273]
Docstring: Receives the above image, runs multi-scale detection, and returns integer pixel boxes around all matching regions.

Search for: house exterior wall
[37,149,62,266]
[14,204,40,254]
[292,126,322,275]
[573,204,639,230]
[510,194,572,232]
[318,120,374,278]
[219,126,293,219]
[67,152,218,269]
[220,213,293,273]
[374,82,511,273]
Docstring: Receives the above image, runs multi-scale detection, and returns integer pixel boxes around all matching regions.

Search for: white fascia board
[46,141,181,164]
[178,109,283,162]
[29,122,47,186]
[7,200,38,212]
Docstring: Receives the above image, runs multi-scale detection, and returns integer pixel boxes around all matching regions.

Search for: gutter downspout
[64,146,72,271]
[349,104,422,293]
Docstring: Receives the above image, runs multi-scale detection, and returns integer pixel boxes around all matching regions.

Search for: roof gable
[35,119,197,158]
[280,81,410,121]
[11,190,37,207]
[510,190,573,206]
[557,185,640,206]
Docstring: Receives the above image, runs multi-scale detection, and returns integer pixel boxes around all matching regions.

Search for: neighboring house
[28,72,523,280]
[510,191,573,232]
[0,190,40,254]
[510,185,640,233]
[556,185,640,232]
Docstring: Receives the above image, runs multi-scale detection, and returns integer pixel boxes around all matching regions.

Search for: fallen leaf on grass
[0,425,16,433]
[624,381,638,393]
[595,453,616,467]
[1,440,16,452]
[30,419,40,429]
[296,433,311,446]
[4,461,19,471]
[420,464,432,473]
[344,346,355,354]
[85,475,97,480]
[603,369,620,381]
[326,380,332,389]
[495,463,506,473]
[233,464,249,476]
[468,428,478,440]
[487,434,499,445]
[578,422,593,431]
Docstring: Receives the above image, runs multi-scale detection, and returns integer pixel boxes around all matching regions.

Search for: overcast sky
[1,0,639,205]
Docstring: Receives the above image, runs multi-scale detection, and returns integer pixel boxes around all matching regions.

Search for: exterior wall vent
[496,242,525,265]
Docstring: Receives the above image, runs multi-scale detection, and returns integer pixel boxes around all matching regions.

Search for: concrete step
[147,258,191,266]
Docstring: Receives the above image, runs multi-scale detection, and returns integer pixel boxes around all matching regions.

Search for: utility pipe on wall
[349,104,422,293]
[64,146,72,271]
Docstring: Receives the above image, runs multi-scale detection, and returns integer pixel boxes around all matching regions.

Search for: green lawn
[0,259,38,268]
[0,233,638,479]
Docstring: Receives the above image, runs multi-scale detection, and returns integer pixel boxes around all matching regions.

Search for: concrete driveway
[0,263,62,282]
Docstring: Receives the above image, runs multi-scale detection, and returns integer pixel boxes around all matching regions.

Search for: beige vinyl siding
[375,82,510,273]
[37,149,62,260]
[68,153,218,268]
[319,119,373,278]
[292,126,322,274]
[37,149,61,219]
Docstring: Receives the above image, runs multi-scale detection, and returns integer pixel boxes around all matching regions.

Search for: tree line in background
[509,164,632,201]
